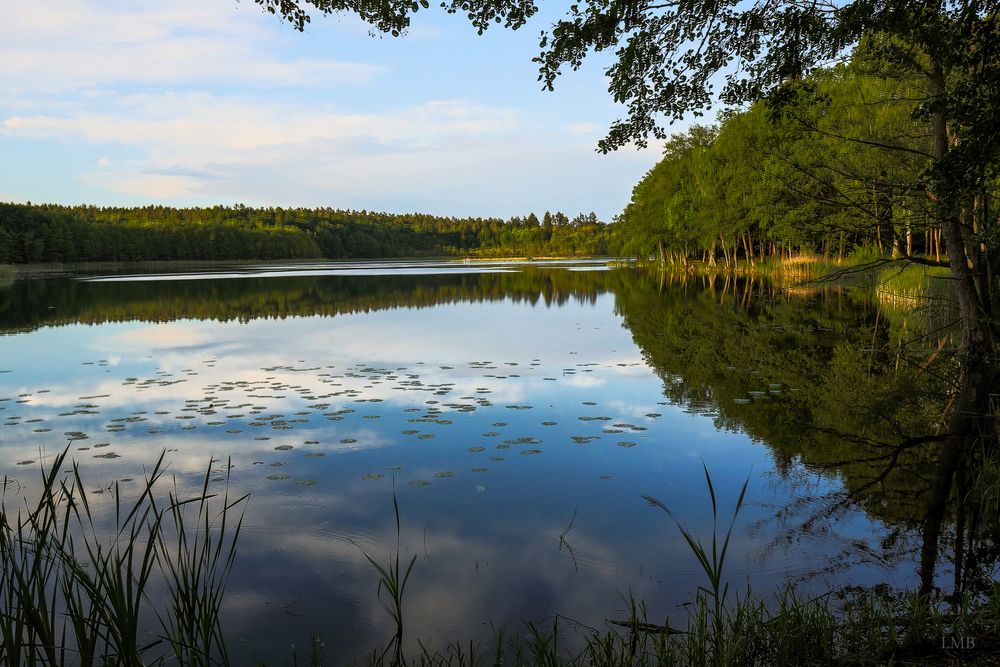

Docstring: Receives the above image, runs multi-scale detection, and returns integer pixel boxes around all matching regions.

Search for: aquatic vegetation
[0,448,246,665]
[357,488,417,665]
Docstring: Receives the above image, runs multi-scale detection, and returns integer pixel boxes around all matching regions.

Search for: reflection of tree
[0,268,627,333]
[2,265,996,597]
[614,271,998,597]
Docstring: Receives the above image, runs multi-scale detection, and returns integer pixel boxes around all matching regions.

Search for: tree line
[0,203,611,263]
[616,37,996,269]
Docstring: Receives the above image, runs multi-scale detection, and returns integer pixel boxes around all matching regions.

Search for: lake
[0,259,955,663]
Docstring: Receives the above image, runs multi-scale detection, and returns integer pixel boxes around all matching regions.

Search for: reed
[0,446,247,666]
[359,485,417,666]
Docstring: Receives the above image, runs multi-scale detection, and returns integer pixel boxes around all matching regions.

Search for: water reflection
[0,260,993,662]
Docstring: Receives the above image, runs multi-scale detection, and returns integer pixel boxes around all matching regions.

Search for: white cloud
[3,94,533,204]
[0,0,661,216]
[4,96,517,159]
[565,122,599,136]
[0,1,379,92]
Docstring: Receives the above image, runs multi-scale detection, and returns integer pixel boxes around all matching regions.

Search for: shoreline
[1,255,610,280]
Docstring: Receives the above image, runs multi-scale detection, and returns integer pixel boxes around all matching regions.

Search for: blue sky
[0,2,673,220]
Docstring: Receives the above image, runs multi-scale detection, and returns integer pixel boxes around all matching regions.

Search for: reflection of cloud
[605,400,666,420]
[564,375,605,388]
[103,323,225,352]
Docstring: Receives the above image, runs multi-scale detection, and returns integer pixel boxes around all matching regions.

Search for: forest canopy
[0,203,610,263]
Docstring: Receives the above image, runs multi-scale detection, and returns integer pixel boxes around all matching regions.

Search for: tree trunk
[918,58,999,598]
[931,59,991,352]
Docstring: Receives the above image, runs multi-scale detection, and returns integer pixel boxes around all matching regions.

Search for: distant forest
[0,203,610,263]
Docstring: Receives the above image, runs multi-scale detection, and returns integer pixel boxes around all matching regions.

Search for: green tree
[255,0,999,349]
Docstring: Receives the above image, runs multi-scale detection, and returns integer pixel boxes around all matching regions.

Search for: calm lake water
[0,260,949,662]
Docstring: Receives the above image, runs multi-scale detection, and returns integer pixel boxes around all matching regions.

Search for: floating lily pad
[362,473,384,480]
[266,474,290,481]
[504,437,541,445]
[434,471,455,478]
[520,449,543,455]
[409,479,431,487]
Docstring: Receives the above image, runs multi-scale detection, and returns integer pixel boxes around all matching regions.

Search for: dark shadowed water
[0,259,957,662]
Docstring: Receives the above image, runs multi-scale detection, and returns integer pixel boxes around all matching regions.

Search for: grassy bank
[629,252,958,305]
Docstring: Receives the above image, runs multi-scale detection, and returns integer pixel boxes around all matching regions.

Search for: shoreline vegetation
[3,453,997,666]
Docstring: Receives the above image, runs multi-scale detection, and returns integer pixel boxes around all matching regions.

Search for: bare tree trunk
[918,58,998,597]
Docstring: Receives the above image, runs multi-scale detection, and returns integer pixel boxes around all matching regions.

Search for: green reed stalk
[642,463,749,623]
[360,485,417,666]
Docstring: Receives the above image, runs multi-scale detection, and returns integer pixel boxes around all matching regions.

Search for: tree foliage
[616,53,957,267]
[0,203,611,263]
[254,0,1000,349]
